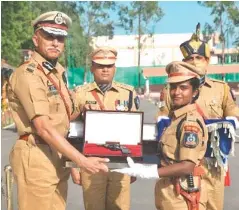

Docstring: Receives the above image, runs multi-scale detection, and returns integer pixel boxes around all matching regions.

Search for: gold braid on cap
[180,23,210,59]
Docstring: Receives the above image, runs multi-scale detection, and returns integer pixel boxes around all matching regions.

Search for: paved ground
[1,99,239,209]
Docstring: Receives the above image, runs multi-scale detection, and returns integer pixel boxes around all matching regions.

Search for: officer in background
[157,24,239,210]
[8,11,109,210]
[71,46,140,210]
[114,61,209,210]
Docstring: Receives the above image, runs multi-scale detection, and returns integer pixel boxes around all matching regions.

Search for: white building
[91,33,220,67]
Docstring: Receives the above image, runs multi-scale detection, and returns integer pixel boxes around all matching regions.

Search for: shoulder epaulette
[114,81,134,91]
[186,111,197,122]
[74,83,91,92]
[17,59,37,74]
[26,62,37,73]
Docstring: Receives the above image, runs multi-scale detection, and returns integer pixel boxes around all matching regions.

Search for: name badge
[86,100,97,104]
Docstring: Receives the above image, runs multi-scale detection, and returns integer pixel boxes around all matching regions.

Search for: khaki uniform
[155,104,208,210]
[75,81,139,210]
[8,51,72,210]
[157,77,239,210]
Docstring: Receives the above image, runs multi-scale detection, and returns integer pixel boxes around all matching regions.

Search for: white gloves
[111,157,159,179]
[226,116,239,129]
[157,116,170,123]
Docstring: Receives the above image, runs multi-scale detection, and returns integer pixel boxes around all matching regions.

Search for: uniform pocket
[47,93,61,113]
[28,145,53,169]
[9,141,30,176]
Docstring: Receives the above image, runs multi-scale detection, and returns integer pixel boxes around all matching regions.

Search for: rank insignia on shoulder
[86,100,97,105]
[134,96,140,110]
[43,62,54,71]
[183,132,199,148]
[26,63,36,72]
[26,67,34,73]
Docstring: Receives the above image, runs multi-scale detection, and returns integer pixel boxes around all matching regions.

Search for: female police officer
[114,61,208,210]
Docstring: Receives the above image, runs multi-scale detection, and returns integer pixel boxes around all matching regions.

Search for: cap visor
[167,76,195,83]
[42,27,67,36]
[93,59,116,65]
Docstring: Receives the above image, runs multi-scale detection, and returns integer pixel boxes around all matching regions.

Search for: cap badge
[103,53,109,59]
[54,13,63,24]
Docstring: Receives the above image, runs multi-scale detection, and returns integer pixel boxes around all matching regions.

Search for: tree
[1,1,86,67]
[75,1,116,83]
[1,1,33,66]
[28,1,86,67]
[227,3,239,48]
[198,1,239,64]
[118,2,164,88]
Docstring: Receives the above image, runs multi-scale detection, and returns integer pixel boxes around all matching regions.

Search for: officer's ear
[192,89,199,98]
[32,33,39,47]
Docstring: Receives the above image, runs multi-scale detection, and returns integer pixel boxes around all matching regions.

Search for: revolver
[99,143,131,155]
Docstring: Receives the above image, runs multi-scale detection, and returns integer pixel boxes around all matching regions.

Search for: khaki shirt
[158,78,239,118]
[74,81,139,112]
[8,51,72,137]
[159,104,208,166]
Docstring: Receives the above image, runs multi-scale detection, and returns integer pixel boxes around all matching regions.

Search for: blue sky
[154,1,214,34]
[114,1,214,35]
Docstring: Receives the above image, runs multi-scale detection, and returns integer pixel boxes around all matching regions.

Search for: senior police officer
[157,23,239,210]
[71,46,140,210]
[114,61,209,210]
[8,11,109,210]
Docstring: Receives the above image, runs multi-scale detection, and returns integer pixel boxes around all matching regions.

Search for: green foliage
[1,1,33,66]
[227,3,239,48]
[1,1,87,67]
[74,1,117,82]
[198,1,239,48]
[78,1,116,38]
[117,2,164,86]
[118,2,164,35]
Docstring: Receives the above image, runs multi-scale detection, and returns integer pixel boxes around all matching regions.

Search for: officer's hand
[112,157,159,179]
[70,168,81,185]
[82,157,109,174]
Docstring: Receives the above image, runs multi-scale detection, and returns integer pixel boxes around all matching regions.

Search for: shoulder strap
[91,90,105,110]
[37,65,71,121]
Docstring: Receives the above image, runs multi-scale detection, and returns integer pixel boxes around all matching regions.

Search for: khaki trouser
[9,140,70,210]
[202,161,225,210]
[154,177,207,210]
[81,170,131,210]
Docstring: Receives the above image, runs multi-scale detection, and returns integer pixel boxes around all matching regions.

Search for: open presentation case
[66,110,159,168]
